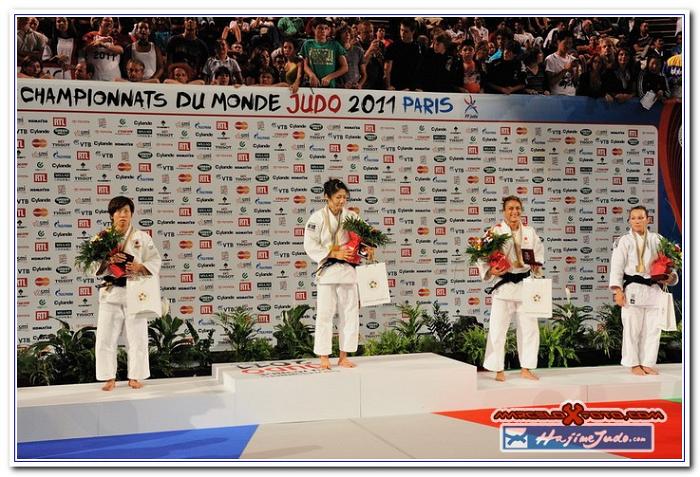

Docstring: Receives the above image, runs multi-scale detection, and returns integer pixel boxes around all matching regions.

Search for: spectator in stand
[300,18,348,88]
[459,41,482,93]
[542,20,566,54]
[164,62,205,85]
[245,46,273,85]
[229,42,249,72]
[592,17,614,37]
[529,17,550,39]
[513,21,536,49]
[523,48,549,95]
[357,20,385,90]
[209,65,230,86]
[121,20,164,82]
[545,31,580,96]
[600,37,617,72]
[273,40,303,92]
[384,18,423,91]
[166,17,209,80]
[574,19,597,49]
[485,42,526,95]
[74,60,94,80]
[277,17,305,40]
[445,18,468,45]
[82,17,125,81]
[417,34,462,93]
[487,27,514,63]
[197,19,220,56]
[663,52,682,99]
[18,17,48,63]
[631,21,652,61]
[577,34,601,60]
[638,56,669,101]
[645,37,668,64]
[335,26,366,89]
[249,17,281,49]
[376,26,392,49]
[49,17,80,80]
[116,58,160,83]
[203,39,243,85]
[576,54,606,98]
[17,57,52,79]
[602,48,638,103]
[152,17,172,53]
[469,17,489,45]
[670,31,681,56]
[222,18,249,46]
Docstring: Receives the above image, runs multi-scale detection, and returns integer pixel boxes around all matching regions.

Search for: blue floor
[17,425,258,459]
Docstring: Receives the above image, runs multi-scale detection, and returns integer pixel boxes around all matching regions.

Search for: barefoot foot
[101,379,116,391]
[495,371,506,382]
[631,366,646,376]
[319,356,331,370]
[641,366,659,375]
[521,368,539,380]
[128,379,144,389]
[338,358,356,368]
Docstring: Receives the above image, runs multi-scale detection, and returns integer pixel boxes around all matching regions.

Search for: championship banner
[16,80,664,349]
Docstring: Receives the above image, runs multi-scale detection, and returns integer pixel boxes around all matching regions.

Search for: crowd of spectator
[17,15,683,102]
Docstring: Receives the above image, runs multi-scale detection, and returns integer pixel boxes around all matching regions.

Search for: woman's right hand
[489,265,507,277]
[331,247,354,261]
[110,252,127,264]
[613,289,626,307]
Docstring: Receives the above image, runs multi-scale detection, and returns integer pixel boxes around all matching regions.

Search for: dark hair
[323,178,350,198]
[558,30,574,42]
[628,205,649,218]
[108,196,135,217]
[522,48,542,66]
[213,65,231,77]
[400,18,417,32]
[502,195,522,210]
[312,17,331,28]
[127,58,145,69]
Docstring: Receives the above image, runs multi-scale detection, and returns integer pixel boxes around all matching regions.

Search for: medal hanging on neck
[635,231,647,273]
[512,225,525,268]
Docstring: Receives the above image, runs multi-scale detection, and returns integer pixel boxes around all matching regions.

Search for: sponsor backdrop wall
[16,80,670,350]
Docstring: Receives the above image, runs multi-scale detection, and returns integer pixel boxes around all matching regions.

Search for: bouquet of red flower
[465,229,512,272]
[75,227,126,275]
[340,216,392,265]
[650,237,682,282]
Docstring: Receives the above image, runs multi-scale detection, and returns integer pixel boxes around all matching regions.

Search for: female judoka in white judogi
[609,206,678,376]
[93,196,161,391]
[478,196,544,382]
[303,179,369,370]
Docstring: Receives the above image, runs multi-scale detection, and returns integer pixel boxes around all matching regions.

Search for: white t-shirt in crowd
[545,52,576,96]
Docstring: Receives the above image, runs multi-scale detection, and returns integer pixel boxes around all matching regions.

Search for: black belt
[622,273,656,290]
[487,271,531,295]
[98,275,127,288]
[312,257,358,278]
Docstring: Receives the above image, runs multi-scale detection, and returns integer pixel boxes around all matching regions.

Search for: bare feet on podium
[128,379,144,389]
[631,365,646,376]
[101,379,116,391]
[520,368,539,380]
[338,351,356,368]
[641,366,659,375]
[319,356,332,370]
[495,371,506,382]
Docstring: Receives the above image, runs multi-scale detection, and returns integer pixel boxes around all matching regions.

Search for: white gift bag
[520,278,552,318]
[356,262,391,308]
[126,275,162,319]
[658,291,678,331]
[640,90,657,110]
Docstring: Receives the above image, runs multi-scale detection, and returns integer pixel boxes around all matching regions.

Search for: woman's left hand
[125,262,148,276]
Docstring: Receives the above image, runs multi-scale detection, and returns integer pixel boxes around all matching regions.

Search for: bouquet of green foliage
[75,227,124,274]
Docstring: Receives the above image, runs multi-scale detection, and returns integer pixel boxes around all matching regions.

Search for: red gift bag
[488,251,512,273]
[650,254,673,281]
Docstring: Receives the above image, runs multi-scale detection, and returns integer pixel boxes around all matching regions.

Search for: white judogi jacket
[92,226,162,306]
[303,206,359,284]
[609,229,678,307]
[477,221,545,300]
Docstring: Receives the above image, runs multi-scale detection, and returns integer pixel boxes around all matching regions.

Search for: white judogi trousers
[621,305,662,368]
[314,283,359,356]
[484,297,540,372]
[96,297,150,381]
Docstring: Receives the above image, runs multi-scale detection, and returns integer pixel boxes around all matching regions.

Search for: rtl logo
[364,124,376,133]
[612,177,622,185]
[628,129,638,138]
[17,139,24,149]
[401,248,412,257]
[329,144,341,153]
[295,291,307,300]
[239,282,252,291]
[257,250,270,259]
[76,151,90,160]
[467,146,479,155]
[53,117,67,127]
[238,217,251,227]
[237,152,249,162]
[199,174,211,183]
[35,242,49,252]
[17,277,28,287]
[400,185,411,195]
[97,185,110,195]
[178,142,191,151]
[517,156,528,165]
[565,167,575,175]
[533,186,543,194]
[216,121,229,130]
[384,217,395,226]
[36,311,49,321]
[34,173,48,182]
[566,285,577,293]
[347,175,359,184]
[17,208,26,218]
[434,165,445,175]
[79,286,92,296]
[179,207,192,216]
[257,314,270,324]
[484,176,495,184]
[139,163,151,172]
[181,273,194,283]
[500,126,511,135]
[293,164,306,173]
[200,305,213,314]
[200,240,212,249]
[293,227,305,237]
[436,288,447,297]
[435,226,446,235]
[597,265,609,274]
[78,219,91,228]
[469,267,480,277]
[383,155,395,163]
[388,278,396,288]
[644,158,654,166]
[565,225,576,234]
[485,297,492,306]
[256,185,268,194]
[467,206,479,215]
[596,148,607,156]
[597,206,607,214]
